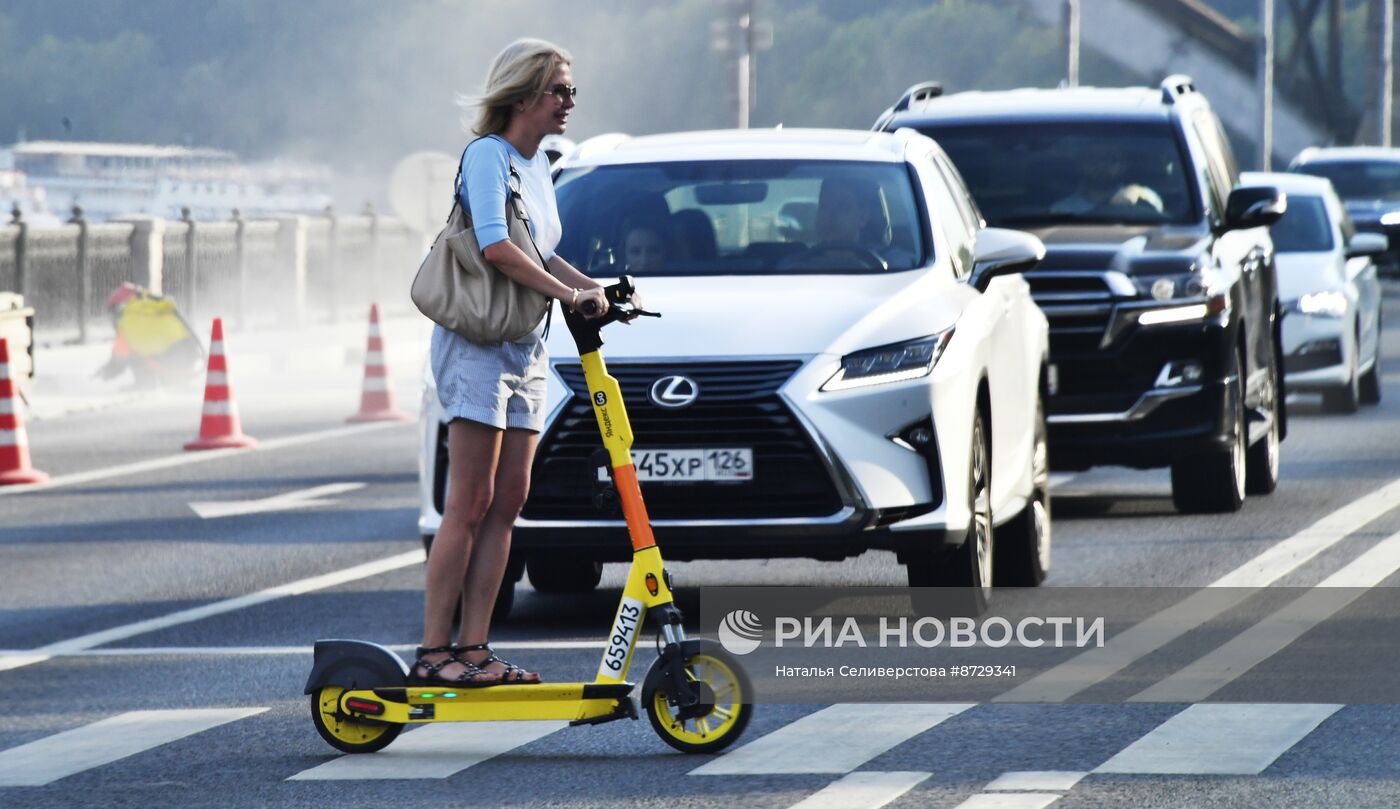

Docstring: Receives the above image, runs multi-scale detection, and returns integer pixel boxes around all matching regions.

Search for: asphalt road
[3,290,1400,808]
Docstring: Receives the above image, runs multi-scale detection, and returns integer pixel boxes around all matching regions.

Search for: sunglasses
[541,83,578,103]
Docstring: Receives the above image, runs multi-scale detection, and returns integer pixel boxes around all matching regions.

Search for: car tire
[906,410,992,616]
[1245,346,1281,496]
[1171,350,1246,514]
[993,396,1050,587]
[1360,362,1382,405]
[527,557,604,594]
[1322,352,1360,413]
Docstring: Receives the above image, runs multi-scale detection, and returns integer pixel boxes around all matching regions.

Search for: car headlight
[822,330,955,391]
[1132,271,1230,326]
[1292,290,1348,318]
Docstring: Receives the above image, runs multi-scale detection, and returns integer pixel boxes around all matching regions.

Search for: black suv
[875,76,1287,513]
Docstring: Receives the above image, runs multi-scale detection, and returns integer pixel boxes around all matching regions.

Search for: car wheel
[906,410,991,616]
[527,557,604,594]
[993,395,1050,587]
[1245,346,1281,496]
[1359,315,1382,405]
[1171,350,1246,514]
[1322,352,1360,413]
[1359,361,1382,405]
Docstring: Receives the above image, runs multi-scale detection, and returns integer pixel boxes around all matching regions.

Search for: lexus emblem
[649,375,699,409]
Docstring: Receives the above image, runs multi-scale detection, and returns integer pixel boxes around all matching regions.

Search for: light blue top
[460,134,561,263]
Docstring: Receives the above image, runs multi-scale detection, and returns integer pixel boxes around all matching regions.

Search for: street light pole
[1257,0,1275,170]
[1064,0,1080,87]
[1382,0,1395,146]
[738,1,752,129]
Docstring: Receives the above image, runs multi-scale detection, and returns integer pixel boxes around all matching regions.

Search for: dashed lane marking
[0,420,405,496]
[996,476,1400,703]
[1133,527,1400,703]
[0,549,426,673]
[951,794,1062,809]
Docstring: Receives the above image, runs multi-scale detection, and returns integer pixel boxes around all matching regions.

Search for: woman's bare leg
[419,419,501,680]
[458,427,539,679]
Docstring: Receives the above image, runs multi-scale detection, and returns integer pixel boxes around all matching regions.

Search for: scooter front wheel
[310,685,403,754]
[643,639,752,754]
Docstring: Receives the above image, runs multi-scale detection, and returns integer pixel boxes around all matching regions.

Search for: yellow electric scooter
[305,277,753,755]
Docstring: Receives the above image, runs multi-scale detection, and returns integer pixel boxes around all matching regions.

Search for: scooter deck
[338,681,636,724]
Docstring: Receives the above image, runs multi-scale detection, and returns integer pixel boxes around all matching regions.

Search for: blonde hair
[466,38,572,136]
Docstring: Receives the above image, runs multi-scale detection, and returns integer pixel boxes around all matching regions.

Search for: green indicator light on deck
[421,692,435,698]
[442,692,458,698]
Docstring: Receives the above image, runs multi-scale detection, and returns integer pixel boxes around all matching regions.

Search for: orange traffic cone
[0,338,49,485]
[185,318,257,450]
[348,303,409,423]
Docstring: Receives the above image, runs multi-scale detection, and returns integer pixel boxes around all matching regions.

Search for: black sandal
[454,642,542,684]
[409,644,501,687]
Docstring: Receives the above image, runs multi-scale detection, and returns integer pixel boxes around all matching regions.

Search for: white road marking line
[0,549,426,673]
[0,708,266,787]
[1093,703,1341,775]
[189,481,366,519]
[1132,528,1400,703]
[0,420,404,496]
[984,771,1087,792]
[787,772,931,809]
[689,703,974,775]
[951,794,1062,809]
[996,477,1400,703]
[0,640,607,658]
[287,720,568,780]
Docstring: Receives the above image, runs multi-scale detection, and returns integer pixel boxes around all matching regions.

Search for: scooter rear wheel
[310,686,403,754]
[643,640,752,754]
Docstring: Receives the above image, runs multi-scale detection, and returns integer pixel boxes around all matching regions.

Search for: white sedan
[419,128,1050,613]
[1245,171,1385,412]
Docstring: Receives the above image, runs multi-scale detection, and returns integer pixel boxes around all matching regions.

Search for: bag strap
[456,136,558,341]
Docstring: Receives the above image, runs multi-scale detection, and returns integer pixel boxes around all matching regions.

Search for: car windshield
[1270,194,1334,253]
[1292,160,1400,203]
[554,159,927,276]
[916,121,1198,227]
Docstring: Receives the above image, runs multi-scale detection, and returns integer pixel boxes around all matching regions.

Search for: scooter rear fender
[304,639,408,694]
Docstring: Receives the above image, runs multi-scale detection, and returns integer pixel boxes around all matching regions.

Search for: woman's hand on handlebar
[617,290,644,324]
[572,286,609,319]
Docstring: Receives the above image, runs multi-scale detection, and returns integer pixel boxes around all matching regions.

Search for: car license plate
[629,448,753,483]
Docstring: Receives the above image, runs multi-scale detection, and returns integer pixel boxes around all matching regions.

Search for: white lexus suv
[418,128,1051,612]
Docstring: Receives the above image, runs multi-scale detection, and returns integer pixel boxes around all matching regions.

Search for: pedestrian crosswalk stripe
[688,703,975,775]
[1133,529,1400,703]
[952,793,1063,809]
[1093,703,1341,775]
[0,708,267,787]
[286,721,569,780]
[984,771,1087,792]
[786,771,930,809]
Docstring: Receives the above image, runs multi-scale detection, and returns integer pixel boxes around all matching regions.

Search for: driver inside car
[1051,145,1164,216]
[813,176,880,246]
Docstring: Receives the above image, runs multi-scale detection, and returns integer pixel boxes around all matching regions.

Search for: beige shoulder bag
[410,140,552,344]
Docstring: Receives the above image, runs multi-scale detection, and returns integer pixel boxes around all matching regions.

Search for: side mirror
[1346,232,1389,259]
[1223,185,1287,233]
[970,227,1045,292]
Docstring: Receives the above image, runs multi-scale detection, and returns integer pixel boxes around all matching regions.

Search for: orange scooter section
[611,464,656,552]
